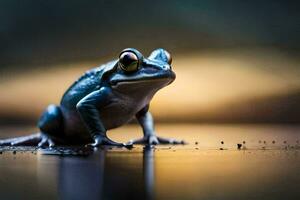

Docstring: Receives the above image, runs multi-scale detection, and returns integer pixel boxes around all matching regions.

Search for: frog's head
[109,48,176,93]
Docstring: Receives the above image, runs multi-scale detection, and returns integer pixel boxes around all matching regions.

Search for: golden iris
[119,52,139,72]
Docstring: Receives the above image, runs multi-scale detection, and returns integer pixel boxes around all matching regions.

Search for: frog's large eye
[118,51,139,72]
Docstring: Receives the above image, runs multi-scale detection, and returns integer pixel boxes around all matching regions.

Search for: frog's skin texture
[0,48,184,147]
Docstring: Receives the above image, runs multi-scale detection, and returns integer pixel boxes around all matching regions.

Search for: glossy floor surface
[0,124,300,200]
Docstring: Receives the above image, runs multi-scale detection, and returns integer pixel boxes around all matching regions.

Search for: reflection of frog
[0,48,184,147]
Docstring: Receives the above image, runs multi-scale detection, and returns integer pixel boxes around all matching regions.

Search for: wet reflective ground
[0,124,300,200]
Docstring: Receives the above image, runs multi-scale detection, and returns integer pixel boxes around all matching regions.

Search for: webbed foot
[38,134,55,148]
[86,135,133,148]
[128,135,185,145]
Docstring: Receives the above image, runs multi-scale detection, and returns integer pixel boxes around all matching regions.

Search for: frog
[0,48,184,147]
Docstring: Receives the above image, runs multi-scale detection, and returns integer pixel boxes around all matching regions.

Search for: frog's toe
[11,139,33,146]
[0,134,41,146]
[129,137,147,144]
[129,135,184,145]
[38,135,55,148]
[149,136,159,145]
[103,139,126,147]
[0,140,16,146]
[48,139,55,148]
[38,138,46,147]
[130,136,158,145]
[85,142,97,148]
[86,135,129,148]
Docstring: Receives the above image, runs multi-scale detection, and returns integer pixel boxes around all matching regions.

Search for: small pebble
[283,141,287,144]
[272,140,275,144]
[221,141,224,145]
[259,140,262,143]
[195,148,199,150]
[263,141,266,144]
[13,151,16,154]
[220,148,224,150]
[242,141,246,144]
[195,142,198,145]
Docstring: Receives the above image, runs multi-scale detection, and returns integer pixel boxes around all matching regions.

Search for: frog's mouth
[110,70,175,88]
[111,78,171,89]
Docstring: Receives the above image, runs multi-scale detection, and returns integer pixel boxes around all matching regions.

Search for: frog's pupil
[121,52,137,66]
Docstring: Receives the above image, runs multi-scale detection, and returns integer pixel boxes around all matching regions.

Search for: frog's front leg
[129,105,185,145]
[76,87,128,147]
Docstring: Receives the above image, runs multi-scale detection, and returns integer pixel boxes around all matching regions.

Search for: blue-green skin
[0,48,183,147]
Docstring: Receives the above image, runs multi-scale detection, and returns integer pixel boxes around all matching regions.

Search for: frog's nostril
[162,65,170,70]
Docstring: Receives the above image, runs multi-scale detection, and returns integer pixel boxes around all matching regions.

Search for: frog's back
[60,60,116,110]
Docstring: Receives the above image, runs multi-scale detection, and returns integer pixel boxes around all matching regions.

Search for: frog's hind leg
[37,104,64,147]
[0,104,63,147]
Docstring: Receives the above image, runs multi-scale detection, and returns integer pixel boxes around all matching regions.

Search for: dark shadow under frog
[0,48,184,147]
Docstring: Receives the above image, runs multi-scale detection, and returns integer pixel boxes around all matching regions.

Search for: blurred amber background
[0,0,300,124]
